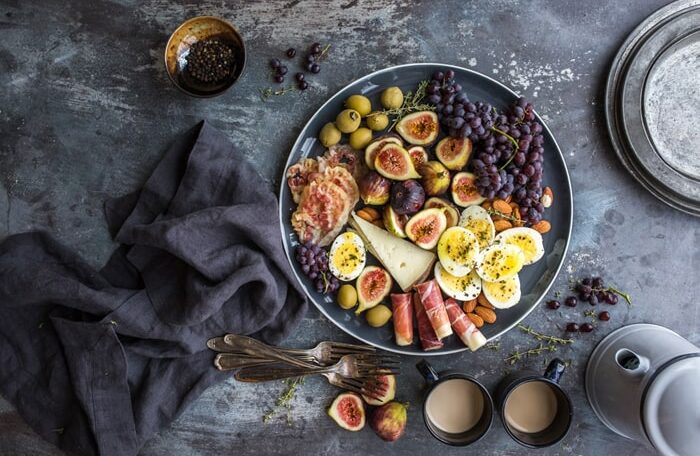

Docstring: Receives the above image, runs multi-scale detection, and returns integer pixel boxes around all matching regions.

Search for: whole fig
[418,161,450,196]
[370,401,408,442]
[390,180,425,215]
[359,171,391,205]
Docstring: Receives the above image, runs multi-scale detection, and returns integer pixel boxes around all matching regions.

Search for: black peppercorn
[186,38,235,83]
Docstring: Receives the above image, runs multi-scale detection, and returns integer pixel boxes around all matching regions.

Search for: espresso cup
[495,358,573,448]
[416,360,494,446]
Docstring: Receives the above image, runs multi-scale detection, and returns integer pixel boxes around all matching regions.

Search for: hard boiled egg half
[329,231,366,281]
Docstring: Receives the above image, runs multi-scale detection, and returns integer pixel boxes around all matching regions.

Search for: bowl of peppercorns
[165,16,246,97]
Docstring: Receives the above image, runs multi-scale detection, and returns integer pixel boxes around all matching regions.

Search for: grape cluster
[425,70,547,224]
[426,70,495,140]
[295,242,339,294]
[574,277,619,306]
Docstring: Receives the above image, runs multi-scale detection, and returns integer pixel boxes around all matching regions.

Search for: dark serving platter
[279,63,573,355]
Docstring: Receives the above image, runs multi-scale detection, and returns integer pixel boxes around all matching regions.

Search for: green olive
[345,94,372,117]
[348,127,373,150]
[366,304,392,327]
[319,122,341,147]
[337,284,358,310]
[380,86,404,109]
[366,112,389,131]
[335,109,362,133]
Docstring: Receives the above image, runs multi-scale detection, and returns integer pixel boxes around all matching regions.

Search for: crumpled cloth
[0,121,307,455]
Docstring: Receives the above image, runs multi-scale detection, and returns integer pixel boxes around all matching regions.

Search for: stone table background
[0,0,697,455]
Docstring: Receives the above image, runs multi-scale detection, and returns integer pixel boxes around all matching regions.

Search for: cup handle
[416,360,440,384]
[544,358,566,384]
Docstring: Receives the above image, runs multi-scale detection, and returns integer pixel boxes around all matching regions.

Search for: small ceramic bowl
[164,16,246,97]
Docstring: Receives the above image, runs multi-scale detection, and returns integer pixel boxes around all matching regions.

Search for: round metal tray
[279,63,573,356]
[606,0,700,216]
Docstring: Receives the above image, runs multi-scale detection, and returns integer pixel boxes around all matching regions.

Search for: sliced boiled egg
[482,275,521,309]
[437,226,480,277]
[475,243,525,282]
[434,263,482,301]
[458,206,495,251]
[494,227,545,265]
[328,231,366,281]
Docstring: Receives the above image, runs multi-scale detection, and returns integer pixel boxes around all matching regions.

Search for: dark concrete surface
[1,1,697,455]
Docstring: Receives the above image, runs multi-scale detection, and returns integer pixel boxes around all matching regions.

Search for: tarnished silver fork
[207,335,379,366]
[233,354,400,400]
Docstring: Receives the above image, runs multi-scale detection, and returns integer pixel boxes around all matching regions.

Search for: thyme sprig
[518,324,574,345]
[262,377,305,424]
[583,310,598,323]
[368,80,435,131]
[259,86,298,101]
[505,343,558,365]
[485,208,522,224]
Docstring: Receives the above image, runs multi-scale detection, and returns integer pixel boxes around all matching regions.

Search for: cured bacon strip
[444,298,487,352]
[413,293,443,351]
[390,293,414,346]
[414,280,453,340]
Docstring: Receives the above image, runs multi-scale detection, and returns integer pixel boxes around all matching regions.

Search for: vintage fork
[207,335,380,366]
[232,354,400,380]
[233,355,400,400]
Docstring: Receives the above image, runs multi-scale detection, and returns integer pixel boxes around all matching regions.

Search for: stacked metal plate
[606,0,700,216]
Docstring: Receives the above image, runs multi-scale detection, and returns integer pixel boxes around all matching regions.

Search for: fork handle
[234,366,331,383]
[223,334,317,370]
[214,354,279,371]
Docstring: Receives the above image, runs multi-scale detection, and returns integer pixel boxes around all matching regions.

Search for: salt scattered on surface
[468,57,477,67]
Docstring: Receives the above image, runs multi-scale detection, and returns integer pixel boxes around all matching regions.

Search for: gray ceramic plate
[606,0,700,216]
[279,63,573,355]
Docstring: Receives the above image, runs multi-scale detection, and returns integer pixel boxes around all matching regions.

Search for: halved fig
[328,392,365,431]
[355,266,392,314]
[418,161,450,196]
[374,143,420,180]
[362,373,396,406]
[364,134,402,170]
[451,172,486,207]
[424,197,459,228]
[396,111,439,145]
[407,146,428,169]
[405,208,448,250]
[435,136,472,171]
[383,205,409,238]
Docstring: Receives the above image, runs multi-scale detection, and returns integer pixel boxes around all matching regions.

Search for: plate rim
[605,0,700,217]
[278,62,574,356]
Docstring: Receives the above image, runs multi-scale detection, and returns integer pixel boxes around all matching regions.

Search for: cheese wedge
[349,212,436,291]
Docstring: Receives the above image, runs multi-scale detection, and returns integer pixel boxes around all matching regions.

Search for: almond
[541,187,554,208]
[474,305,497,324]
[508,202,519,211]
[531,219,551,234]
[492,199,512,215]
[477,293,495,309]
[357,207,380,222]
[504,195,512,204]
[513,207,524,227]
[462,298,477,314]
[494,219,513,232]
[467,312,484,328]
[481,200,493,210]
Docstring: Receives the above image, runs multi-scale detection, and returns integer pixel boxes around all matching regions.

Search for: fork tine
[335,381,365,396]
[358,368,401,376]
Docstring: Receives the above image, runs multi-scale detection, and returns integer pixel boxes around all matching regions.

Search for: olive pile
[318,87,403,149]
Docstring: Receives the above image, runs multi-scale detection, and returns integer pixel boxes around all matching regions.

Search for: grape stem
[259,86,298,101]
[489,126,520,171]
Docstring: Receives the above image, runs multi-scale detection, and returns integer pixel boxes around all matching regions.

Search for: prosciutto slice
[414,280,453,340]
[444,298,487,351]
[390,293,414,346]
[413,293,443,351]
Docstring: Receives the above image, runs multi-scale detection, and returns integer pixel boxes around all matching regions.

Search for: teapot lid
[643,355,700,456]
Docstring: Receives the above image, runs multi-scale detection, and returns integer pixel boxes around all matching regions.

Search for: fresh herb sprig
[583,310,598,323]
[262,377,304,424]
[485,208,523,224]
[259,86,298,101]
[368,80,436,131]
[518,324,574,345]
[505,343,558,365]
